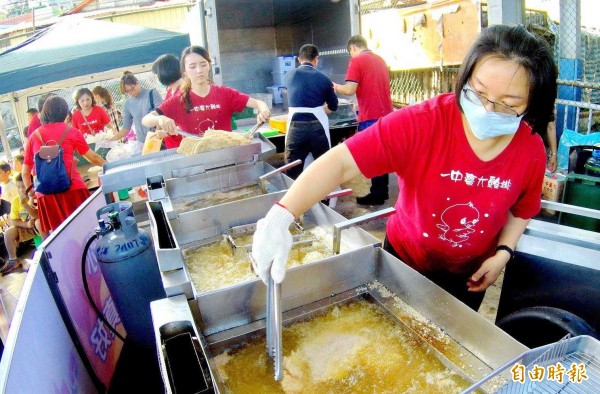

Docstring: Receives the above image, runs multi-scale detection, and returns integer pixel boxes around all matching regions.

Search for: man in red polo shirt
[334,34,394,205]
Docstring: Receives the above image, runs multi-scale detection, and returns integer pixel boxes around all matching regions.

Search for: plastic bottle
[584,149,600,177]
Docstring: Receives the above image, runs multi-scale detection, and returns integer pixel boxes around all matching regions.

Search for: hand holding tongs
[246,121,266,140]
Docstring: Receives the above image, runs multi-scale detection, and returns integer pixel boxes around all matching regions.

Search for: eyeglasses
[462,85,524,117]
[123,85,135,95]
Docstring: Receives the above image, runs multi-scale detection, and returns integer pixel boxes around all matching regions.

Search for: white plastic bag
[105,142,143,162]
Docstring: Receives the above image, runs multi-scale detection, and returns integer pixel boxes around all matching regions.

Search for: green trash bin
[559,173,600,232]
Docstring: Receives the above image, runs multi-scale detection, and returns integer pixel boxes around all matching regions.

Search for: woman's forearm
[83,150,107,166]
[497,212,530,250]
[279,144,361,217]
[110,128,130,141]
[246,98,271,123]
[142,111,160,128]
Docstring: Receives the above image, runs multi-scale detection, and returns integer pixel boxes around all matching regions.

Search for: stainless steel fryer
[151,246,528,393]
[148,160,299,219]
[226,220,316,253]
[147,190,385,298]
[98,132,276,197]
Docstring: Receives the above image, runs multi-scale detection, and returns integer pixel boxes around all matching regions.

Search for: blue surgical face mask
[460,88,524,140]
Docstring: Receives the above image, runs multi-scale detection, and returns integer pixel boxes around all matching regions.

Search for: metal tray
[156,161,295,219]
[99,133,276,194]
[154,191,382,298]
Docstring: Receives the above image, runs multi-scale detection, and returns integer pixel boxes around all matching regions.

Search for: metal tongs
[176,120,264,139]
[176,128,200,139]
[246,120,266,140]
[248,188,357,382]
[248,254,283,381]
[266,274,283,381]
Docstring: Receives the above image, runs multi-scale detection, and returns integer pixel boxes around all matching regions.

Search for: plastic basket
[463,335,600,393]
[269,115,288,134]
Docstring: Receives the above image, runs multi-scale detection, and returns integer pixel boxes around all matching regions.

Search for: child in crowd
[0,174,39,275]
[0,161,17,208]
[12,154,24,178]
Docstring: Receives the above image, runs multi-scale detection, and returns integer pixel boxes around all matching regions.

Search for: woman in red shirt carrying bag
[22,96,106,237]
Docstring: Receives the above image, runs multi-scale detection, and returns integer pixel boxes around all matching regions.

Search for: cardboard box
[541,172,566,215]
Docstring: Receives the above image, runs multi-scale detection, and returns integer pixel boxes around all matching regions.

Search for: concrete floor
[0,244,35,342]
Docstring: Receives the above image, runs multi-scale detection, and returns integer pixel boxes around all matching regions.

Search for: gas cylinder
[95,201,165,350]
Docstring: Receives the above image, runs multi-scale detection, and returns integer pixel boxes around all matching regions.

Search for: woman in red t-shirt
[71,88,112,136]
[141,46,271,148]
[250,25,557,312]
[22,96,106,237]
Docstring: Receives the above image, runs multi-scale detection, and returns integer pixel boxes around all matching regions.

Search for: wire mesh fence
[0,71,165,158]
[551,0,600,134]
[25,71,165,117]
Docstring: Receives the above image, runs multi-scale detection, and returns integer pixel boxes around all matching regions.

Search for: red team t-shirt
[162,86,183,149]
[24,123,91,192]
[345,94,546,276]
[345,50,394,122]
[71,106,111,135]
[157,85,249,137]
[27,113,42,137]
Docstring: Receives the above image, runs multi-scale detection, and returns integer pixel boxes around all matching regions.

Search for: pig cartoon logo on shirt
[436,202,479,246]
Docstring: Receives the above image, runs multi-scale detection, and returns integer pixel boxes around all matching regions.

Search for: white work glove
[251,204,295,284]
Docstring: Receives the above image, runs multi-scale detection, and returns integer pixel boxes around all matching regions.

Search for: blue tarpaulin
[0,16,190,95]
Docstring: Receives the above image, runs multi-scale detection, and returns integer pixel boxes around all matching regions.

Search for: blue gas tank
[95,202,165,350]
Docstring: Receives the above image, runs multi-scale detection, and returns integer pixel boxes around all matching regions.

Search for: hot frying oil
[213,300,471,393]
[172,184,263,212]
[185,235,332,293]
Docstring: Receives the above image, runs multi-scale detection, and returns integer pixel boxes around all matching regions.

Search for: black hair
[40,96,70,124]
[119,71,139,94]
[26,108,38,115]
[180,46,212,113]
[0,162,10,173]
[454,24,557,136]
[347,35,368,52]
[298,44,319,61]
[73,87,96,110]
[37,93,55,112]
[152,54,182,86]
